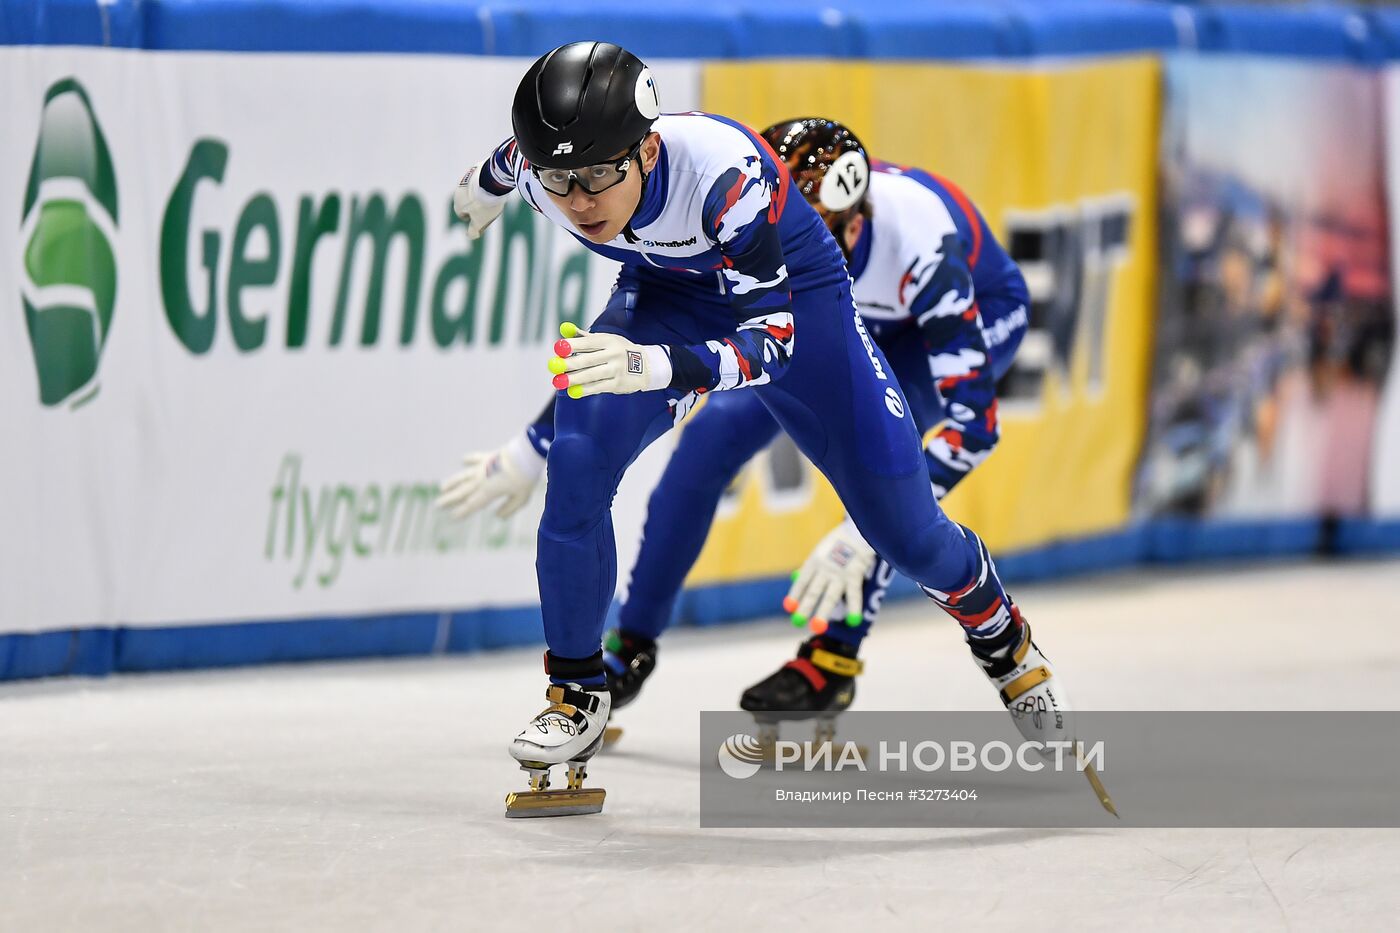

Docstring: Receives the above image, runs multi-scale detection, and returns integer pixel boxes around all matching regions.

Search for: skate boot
[505,683,610,818]
[599,629,658,749]
[971,620,1072,746]
[739,636,863,759]
[971,620,1116,816]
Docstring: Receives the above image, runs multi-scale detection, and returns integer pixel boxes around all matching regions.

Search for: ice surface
[3,560,1399,930]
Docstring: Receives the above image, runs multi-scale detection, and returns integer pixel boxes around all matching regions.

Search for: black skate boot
[599,629,657,749]
[604,629,657,710]
[739,636,864,754]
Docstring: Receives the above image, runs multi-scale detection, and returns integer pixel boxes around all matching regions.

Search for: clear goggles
[531,141,642,197]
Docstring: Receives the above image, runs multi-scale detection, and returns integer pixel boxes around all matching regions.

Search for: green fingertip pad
[567,386,584,400]
[547,356,567,375]
[604,632,623,653]
[559,322,579,338]
[845,612,862,627]
[790,613,807,628]
[790,569,800,582]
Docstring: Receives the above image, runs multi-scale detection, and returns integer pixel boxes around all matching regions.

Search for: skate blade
[1077,751,1119,819]
[602,726,623,748]
[504,787,606,818]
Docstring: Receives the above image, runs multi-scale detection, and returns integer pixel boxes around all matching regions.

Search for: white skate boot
[974,621,1072,747]
[505,683,611,818]
[973,621,1116,816]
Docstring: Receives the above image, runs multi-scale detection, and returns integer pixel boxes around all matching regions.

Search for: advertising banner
[694,57,1161,585]
[1374,66,1400,518]
[1140,56,1393,523]
[1,48,701,635]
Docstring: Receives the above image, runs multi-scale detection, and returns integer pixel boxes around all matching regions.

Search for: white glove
[547,322,672,399]
[783,517,877,629]
[436,431,545,519]
[452,158,507,240]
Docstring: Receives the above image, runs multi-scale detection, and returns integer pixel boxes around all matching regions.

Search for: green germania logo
[20,78,119,409]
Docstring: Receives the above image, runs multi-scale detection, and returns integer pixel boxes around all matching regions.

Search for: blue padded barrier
[480,1,740,59]
[140,0,492,56]
[1366,8,1400,62]
[115,612,444,673]
[1,0,144,47]
[1191,3,1383,63]
[1001,1,1184,59]
[834,2,1017,61]
[6,0,1399,64]
[1334,519,1400,555]
[0,628,117,680]
[731,0,860,60]
[1143,518,1324,563]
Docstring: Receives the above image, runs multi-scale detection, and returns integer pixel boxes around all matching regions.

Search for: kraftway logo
[20,78,119,409]
[642,236,697,249]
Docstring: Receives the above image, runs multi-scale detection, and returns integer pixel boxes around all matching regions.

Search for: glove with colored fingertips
[548,321,672,399]
[782,517,876,634]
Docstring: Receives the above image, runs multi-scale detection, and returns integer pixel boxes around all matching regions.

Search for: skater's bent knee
[542,433,616,536]
[867,518,971,586]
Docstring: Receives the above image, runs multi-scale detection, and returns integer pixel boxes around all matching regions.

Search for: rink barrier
[6,4,1400,682]
[8,0,1400,64]
[5,517,1396,681]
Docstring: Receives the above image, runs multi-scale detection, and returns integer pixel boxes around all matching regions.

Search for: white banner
[1,48,701,633]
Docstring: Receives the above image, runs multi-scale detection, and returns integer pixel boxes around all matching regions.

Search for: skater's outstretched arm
[436,255,655,518]
[436,138,550,517]
[910,233,1001,498]
[450,137,521,240]
[435,136,547,520]
[435,395,553,520]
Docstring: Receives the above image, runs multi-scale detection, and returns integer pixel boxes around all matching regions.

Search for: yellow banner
[689,57,1160,585]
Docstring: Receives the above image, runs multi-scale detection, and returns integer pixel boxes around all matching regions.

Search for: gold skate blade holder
[754,719,867,767]
[504,788,606,818]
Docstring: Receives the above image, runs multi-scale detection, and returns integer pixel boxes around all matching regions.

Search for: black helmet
[761,117,870,230]
[511,41,661,169]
